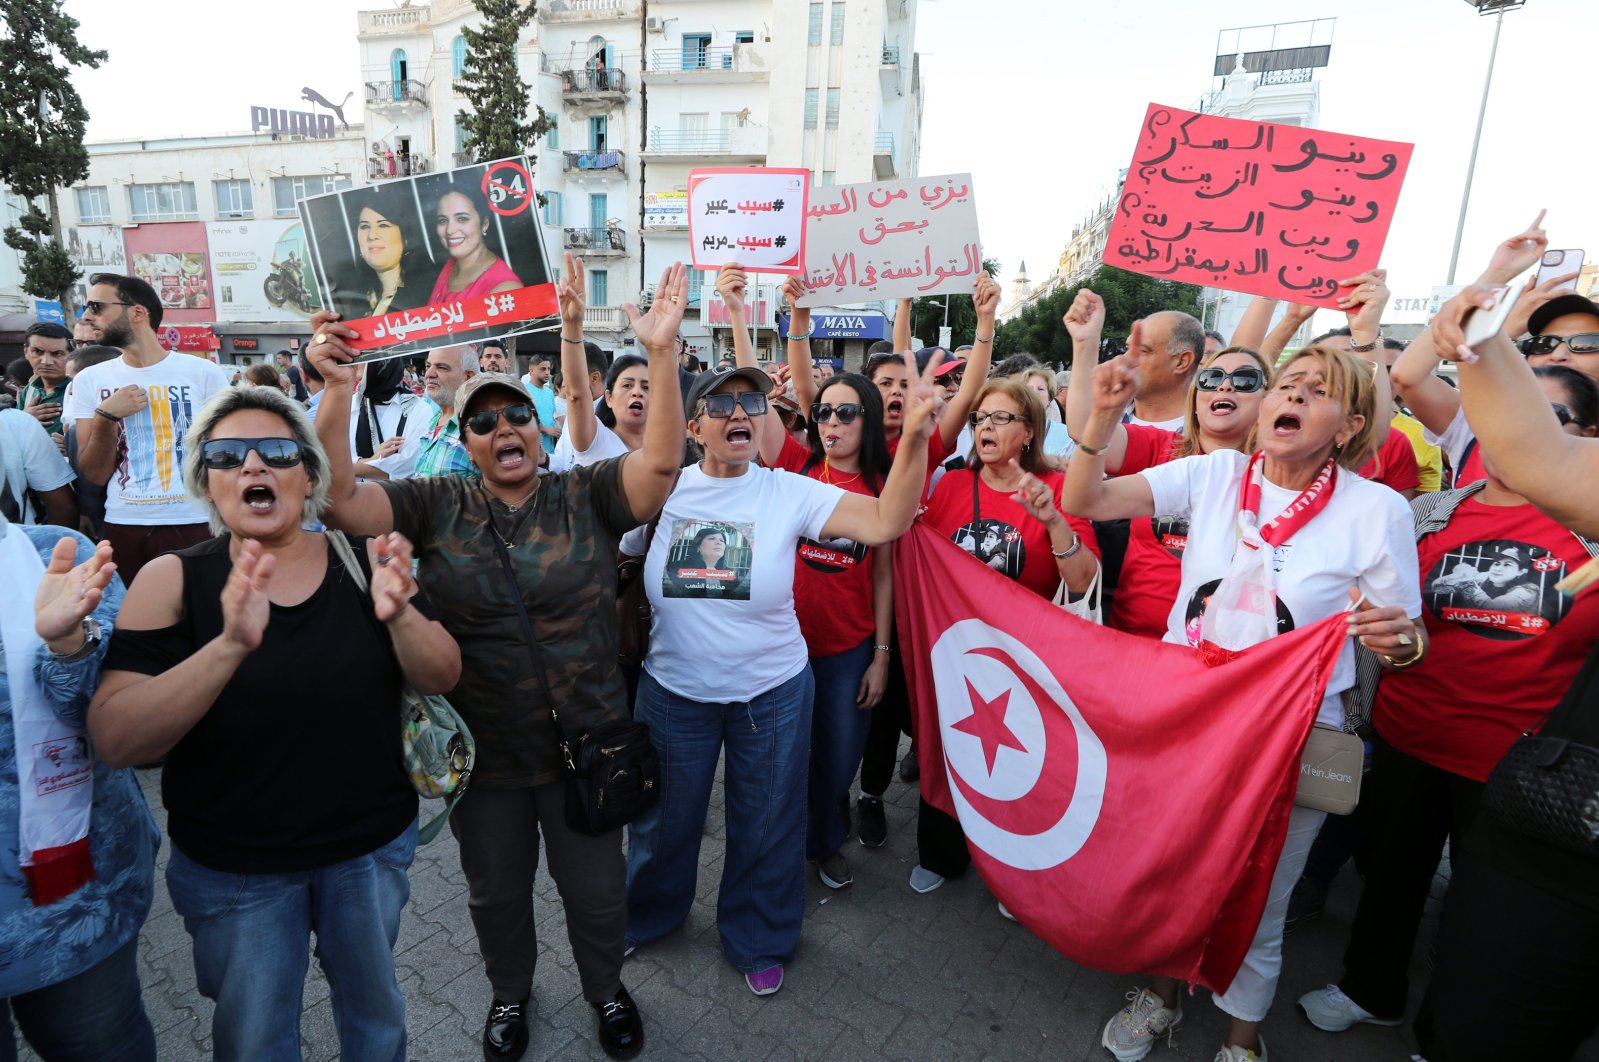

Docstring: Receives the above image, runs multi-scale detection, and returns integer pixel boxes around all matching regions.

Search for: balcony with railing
[558,67,629,107]
[581,305,627,331]
[365,80,428,109]
[642,125,767,162]
[643,41,773,83]
[872,132,896,179]
[880,43,903,97]
[542,0,640,21]
[562,149,625,177]
[563,225,627,255]
[452,151,475,169]
[368,155,432,180]
[358,7,428,36]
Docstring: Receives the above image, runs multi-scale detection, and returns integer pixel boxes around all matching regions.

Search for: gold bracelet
[1382,627,1426,669]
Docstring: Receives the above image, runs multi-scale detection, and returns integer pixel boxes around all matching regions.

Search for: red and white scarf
[0,522,96,905]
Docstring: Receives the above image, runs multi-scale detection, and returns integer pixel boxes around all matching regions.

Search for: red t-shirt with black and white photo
[1358,426,1422,495]
[1374,496,1599,781]
[1107,425,1187,639]
[921,467,1100,600]
[773,434,882,658]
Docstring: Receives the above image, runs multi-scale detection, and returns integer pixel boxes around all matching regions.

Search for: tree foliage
[456,0,553,165]
[907,257,1002,349]
[0,0,106,305]
[994,266,1204,366]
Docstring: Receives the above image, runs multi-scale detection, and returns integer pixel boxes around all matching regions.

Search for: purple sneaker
[745,965,784,996]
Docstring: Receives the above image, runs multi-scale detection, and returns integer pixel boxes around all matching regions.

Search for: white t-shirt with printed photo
[643,463,844,702]
[1139,449,1422,728]
[65,352,230,526]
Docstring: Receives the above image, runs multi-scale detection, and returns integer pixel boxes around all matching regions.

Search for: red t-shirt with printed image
[773,435,883,657]
[1374,496,1599,781]
[1359,427,1422,495]
[1107,424,1187,639]
[921,467,1100,600]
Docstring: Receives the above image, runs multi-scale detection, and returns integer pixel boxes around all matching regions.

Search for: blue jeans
[0,937,153,1062]
[166,821,417,1062]
[807,639,876,859]
[627,666,813,972]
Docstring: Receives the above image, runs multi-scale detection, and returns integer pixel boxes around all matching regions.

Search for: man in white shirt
[1124,311,1204,431]
[357,345,480,481]
[67,272,229,584]
[0,407,77,526]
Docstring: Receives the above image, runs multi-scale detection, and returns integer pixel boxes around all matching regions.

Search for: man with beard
[518,354,561,455]
[354,344,480,481]
[479,339,511,375]
[65,273,229,584]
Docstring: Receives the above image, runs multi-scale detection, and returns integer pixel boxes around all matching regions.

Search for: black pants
[1421,852,1599,1060]
[451,781,626,1003]
[916,797,970,878]
[859,641,911,797]
[1338,737,1483,1020]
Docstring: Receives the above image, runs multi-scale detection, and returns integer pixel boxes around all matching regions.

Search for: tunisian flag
[895,523,1346,993]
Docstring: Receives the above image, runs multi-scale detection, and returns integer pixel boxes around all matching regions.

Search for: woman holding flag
[1062,333,1423,1062]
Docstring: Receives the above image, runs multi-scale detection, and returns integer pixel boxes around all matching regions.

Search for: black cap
[1527,294,1599,336]
[683,363,773,417]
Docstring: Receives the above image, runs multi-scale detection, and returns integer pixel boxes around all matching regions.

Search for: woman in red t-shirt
[760,372,895,891]
[1297,365,1599,1051]
[1067,345,1274,639]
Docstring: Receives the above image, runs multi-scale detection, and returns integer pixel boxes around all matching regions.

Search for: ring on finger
[314,333,327,346]
[1396,631,1413,647]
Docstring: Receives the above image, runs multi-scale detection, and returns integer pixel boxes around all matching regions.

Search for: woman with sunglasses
[302,266,689,1062]
[1296,366,1599,1058]
[87,384,461,1061]
[625,351,945,998]
[1064,331,1421,1062]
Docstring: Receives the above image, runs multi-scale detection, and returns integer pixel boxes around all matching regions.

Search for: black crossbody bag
[492,536,659,836]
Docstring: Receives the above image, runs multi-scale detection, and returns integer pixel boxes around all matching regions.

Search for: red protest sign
[1104,103,1413,307]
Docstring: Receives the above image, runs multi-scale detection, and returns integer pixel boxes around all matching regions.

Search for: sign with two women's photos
[298,156,558,362]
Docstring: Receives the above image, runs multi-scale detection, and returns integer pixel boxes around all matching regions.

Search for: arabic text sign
[797,173,980,307]
[687,168,808,274]
[1104,104,1413,307]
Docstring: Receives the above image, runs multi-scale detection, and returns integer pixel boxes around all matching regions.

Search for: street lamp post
[1447,0,1527,285]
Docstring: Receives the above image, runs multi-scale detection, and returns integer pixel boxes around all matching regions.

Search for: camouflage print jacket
[382,456,640,787]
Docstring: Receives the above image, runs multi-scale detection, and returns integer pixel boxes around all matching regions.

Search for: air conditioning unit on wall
[645,16,665,33]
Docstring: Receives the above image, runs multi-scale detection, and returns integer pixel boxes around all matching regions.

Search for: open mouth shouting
[1271,411,1303,438]
[725,424,754,448]
[243,484,277,512]
[494,442,529,470]
[1208,395,1239,418]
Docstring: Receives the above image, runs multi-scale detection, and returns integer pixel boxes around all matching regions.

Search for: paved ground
[26,748,1599,1061]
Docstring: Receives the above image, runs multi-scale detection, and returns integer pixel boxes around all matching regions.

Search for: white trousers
[1213,804,1327,1023]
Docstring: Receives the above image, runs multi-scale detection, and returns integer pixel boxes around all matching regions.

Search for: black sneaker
[1283,876,1327,935]
[483,996,529,1061]
[857,795,887,848]
[591,985,644,1059]
[899,743,920,783]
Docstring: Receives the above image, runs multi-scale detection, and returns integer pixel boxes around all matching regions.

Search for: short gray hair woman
[181,385,330,534]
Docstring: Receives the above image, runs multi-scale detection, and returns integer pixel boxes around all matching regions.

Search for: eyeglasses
[200,437,304,470]
[1196,366,1266,393]
[810,402,865,425]
[1519,333,1599,358]
[464,402,536,435]
[81,300,131,317]
[700,391,767,418]
[969,410,1024,427]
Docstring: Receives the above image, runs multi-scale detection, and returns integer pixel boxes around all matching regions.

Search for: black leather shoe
[483,996,529,1061]
[592,985,644,1059]
[899,743,920,783]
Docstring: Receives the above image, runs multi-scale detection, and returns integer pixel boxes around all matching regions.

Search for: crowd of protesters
[1,205,1597,1062]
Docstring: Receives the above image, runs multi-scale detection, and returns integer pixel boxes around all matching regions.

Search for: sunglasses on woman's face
[200,437,304,470]
[810,402,865,425]
[701,391,767,418]
[1519,332,1599,358]
[1195,366,1266,393]
[464,402,536,436]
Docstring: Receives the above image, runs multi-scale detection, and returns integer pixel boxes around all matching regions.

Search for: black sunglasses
[1196,366,1266,393]
[81,299,132,317]
[201,437,304,470]
[701,392,767,418]
[1520,332,1599,358]
[464,402,536,436]
[810,402,865,425]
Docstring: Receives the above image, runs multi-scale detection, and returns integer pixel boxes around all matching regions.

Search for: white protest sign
[797,173,981,307]
[687,167,809,274]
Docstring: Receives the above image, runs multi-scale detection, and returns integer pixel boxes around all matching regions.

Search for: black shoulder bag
[492,535,660,836]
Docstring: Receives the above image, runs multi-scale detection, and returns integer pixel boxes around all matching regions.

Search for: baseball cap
[1527,294,1599,336]
[933,357,965,379]
[683,363,773,417]
[456,371,533,418]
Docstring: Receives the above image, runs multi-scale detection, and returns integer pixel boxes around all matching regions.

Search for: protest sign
[687,167,808,274]
[1104,104,1413,308]
[298,156,557,362]
[797,173,982,307]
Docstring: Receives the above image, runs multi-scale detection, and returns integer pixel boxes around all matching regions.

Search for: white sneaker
[1213,1040,1267,1062]
[1100,987,1182,1061]
[997,901,1017,922]
[908,865,945,893]
[1297,984,1403,1032]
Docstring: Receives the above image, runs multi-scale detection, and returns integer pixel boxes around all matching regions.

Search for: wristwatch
[48,617,102,663]
[1348,331,1383,354]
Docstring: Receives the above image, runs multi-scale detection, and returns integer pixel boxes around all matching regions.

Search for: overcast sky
[66,0,1591,307]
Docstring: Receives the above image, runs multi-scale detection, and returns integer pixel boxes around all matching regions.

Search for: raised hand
[624,262,688,355]
[900,346,948,442]
[972,271,999,323]
[34,537,117,649]
[1089,321,1143,412]
[219,539,275,654]
[781,275,806,308]
[367,533,419,624]
[1430,285,1500,364]
[1480,210,1548,284]
[1505,268,1581,340]
[1063,289,1106,343]
[1336,268,1390,342]
[304,310,362,389]
[716,263,748,316]
[558,251,587,330]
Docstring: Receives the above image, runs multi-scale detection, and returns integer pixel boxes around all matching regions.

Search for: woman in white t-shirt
[1062,333,1424,1062]
[625,358,944,999]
